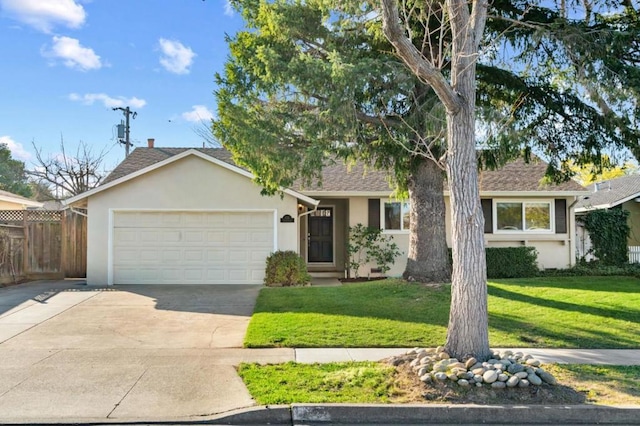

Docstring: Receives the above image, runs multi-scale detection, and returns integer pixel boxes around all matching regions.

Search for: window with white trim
[382,201,410,231]
[494,200,553,232]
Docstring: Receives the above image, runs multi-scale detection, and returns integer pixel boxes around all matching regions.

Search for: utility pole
[113,106,137,157]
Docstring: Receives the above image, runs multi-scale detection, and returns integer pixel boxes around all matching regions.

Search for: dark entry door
[308,207,333,263]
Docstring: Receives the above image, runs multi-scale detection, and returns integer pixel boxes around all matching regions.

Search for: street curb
[212,404,640,425]
[206,405,291,424]
[290,404,640,425]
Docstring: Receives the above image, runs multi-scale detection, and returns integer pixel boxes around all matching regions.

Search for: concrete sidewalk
[293,347,640,365]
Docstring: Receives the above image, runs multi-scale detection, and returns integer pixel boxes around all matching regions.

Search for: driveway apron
[0,281,292,422]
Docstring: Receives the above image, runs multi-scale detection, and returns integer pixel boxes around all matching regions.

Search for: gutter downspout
[69,207,88,217]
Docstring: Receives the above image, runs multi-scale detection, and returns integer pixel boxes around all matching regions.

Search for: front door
[308,207,333,263]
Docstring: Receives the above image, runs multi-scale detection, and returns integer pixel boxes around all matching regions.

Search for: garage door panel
[184,250,204,261]
[113,211,274,285]
[184,231,204,242]
[161,250,181,262]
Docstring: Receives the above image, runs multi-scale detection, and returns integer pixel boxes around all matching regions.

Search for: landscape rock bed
[390,347,557,389]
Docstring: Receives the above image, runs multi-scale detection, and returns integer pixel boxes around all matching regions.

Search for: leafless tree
[29,138,110,198]
[193,120,221,148]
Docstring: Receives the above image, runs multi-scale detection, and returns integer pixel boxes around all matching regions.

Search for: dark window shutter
[555,199,567,234]
[368,199,380,229]
[481,199,493,234]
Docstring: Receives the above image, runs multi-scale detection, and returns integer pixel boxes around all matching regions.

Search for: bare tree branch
[28,138,109,198]
[193,120,221,147]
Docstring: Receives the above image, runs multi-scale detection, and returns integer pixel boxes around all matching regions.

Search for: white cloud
[158,38,196,75]
[0,0,86,33]
[0,136,32,161]
[42,36,102,71]
[224,1,234,16]
[182,105,214,123]
[69,93,147,109]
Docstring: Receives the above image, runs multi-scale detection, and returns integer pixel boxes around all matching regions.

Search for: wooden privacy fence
[0,210,86,284]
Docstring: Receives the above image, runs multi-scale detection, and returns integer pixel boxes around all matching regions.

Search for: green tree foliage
[214,0,453,282]
[583,209,631,266]
[481,0,640,177]
[0,143,32,198]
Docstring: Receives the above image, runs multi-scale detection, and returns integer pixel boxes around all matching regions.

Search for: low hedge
[448,246,539,279]
[486,246,539,279]
[264,250,311,287]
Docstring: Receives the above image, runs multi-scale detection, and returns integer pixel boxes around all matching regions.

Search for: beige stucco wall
[85,155,298,285]
[346,195,576,277]
[623,200,640,246]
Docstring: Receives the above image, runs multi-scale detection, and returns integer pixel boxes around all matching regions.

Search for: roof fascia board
[301,191,393,197]
[0,195,43,207]
[476,190,589,197]
[606,192,640,208]
[303,190,587,198]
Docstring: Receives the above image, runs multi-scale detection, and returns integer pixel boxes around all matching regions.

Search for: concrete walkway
[293,347,640,365]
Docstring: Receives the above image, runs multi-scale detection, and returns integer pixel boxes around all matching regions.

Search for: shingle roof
[478,157,586,193]
[102,147,586,194]
[576,174,640,210]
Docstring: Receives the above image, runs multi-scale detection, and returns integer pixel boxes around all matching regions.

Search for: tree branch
[380,0,462,114]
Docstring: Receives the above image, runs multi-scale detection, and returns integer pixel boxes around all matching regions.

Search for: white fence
[629,246,640,264]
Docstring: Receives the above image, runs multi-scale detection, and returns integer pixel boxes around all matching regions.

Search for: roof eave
[0,195,44,208]
[475,190,589,197]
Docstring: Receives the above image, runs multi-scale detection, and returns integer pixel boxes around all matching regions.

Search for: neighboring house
[575,174,640,259]
[0,189,43,210]
[65,143,587,286]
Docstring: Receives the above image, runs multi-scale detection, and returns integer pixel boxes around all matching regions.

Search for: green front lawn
[238,362,640,406]
[244,277,640,348]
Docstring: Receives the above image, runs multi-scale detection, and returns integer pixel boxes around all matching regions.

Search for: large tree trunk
[443,0,491,361]
[403,159,451,282]
[444,103,491,361]
[380,0,490,360]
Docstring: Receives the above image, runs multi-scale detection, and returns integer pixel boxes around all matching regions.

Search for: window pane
[497,202,522,230]
[402,202,410,230]
[525,203,550,230]
[384,202,401,230]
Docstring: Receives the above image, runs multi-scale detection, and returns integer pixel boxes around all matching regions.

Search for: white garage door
[112,211,274,284]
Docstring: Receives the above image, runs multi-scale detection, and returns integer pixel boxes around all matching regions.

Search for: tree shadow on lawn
[488,285,640,325]
[493,276,640,293]
[489,312,640,348]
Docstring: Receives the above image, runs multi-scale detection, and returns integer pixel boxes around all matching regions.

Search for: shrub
[582,209,630,266]
[541,262,640,278]
[347,224,401,278]
[264,250,311,287]
[486,246,539,279]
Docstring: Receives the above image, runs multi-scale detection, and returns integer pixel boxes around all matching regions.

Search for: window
[495,200,552,232]
[382,201,410,231]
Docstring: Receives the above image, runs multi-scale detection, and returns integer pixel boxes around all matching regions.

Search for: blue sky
[0,0,243,172]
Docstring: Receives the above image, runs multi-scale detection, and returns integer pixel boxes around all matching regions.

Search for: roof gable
[65,149,318,207]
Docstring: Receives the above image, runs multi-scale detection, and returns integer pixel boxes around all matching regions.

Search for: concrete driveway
[0,280,293,423]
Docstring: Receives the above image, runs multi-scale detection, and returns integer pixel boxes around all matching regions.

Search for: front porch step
[309,271,344,279]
